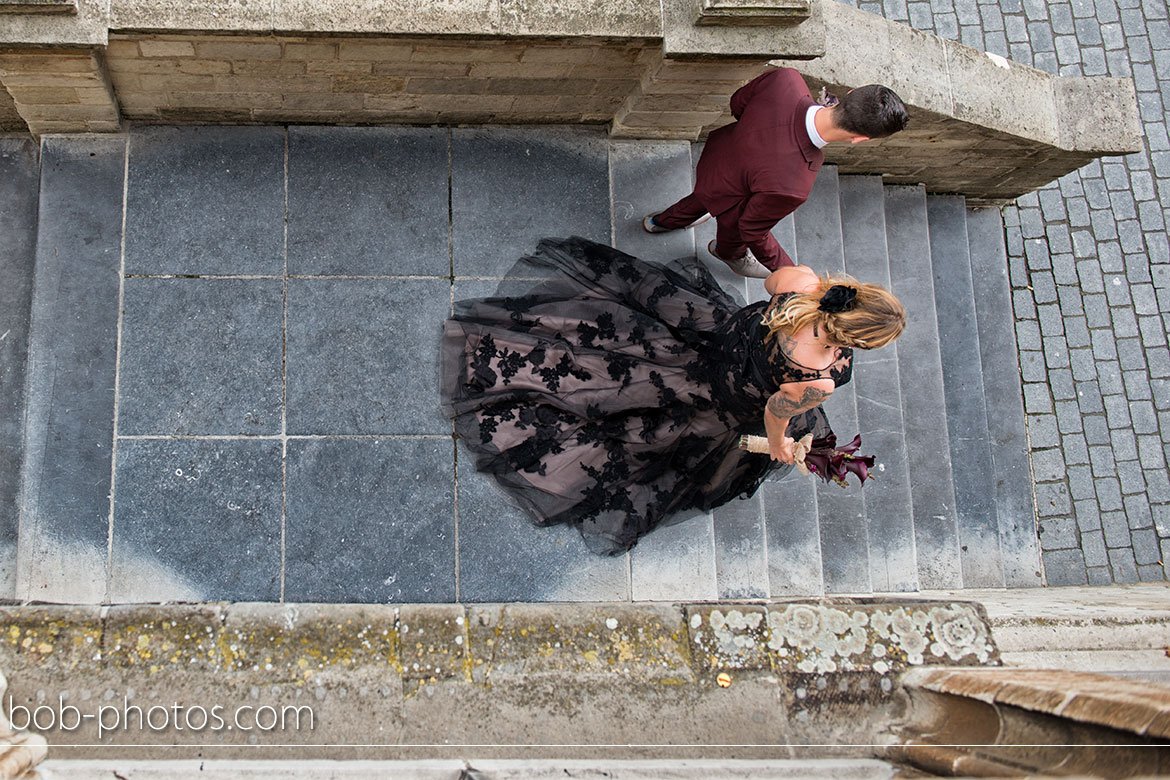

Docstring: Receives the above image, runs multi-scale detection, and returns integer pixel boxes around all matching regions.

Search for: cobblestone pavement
[839,0,1170,584]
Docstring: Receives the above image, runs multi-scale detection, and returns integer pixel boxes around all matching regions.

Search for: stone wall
[106,34,659,126]
[0,0,1144,201]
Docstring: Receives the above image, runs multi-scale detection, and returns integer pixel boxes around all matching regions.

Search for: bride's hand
[769,433,795,464]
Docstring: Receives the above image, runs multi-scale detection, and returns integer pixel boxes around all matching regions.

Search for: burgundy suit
[655,68,824,270]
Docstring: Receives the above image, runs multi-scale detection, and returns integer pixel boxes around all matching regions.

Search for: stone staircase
[623,153,1043,598]
[0,128,1042,603]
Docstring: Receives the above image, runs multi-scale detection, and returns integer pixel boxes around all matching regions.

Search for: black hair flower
[818,285,857,313]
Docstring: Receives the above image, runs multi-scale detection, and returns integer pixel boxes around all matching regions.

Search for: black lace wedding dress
[440,237,852,554]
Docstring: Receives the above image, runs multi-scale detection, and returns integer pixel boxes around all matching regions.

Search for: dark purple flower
[801,433,875,489]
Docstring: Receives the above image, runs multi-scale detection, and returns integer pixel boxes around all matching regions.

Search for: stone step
[793,167,872,595]
[16,136,126,604]
[0,137,40,602]
[839,175,917,593]
[965,206,1044,588]
[884,185,964,590]
[40,759,902,779]
[927,195,1007,588]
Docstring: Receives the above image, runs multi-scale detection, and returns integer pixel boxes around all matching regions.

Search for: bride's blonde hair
[762,272,905,350]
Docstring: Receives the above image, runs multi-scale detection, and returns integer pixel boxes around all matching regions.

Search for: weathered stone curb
[0,600,999,686]
[0,599,998,753]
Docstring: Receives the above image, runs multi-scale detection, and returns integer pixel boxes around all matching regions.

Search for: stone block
[17,136,124,603]
[118,278,283,436]
[397,605,466,683]
[285,438,455,603]
[469,604,688,683]
[0,606,103,676]
[124,125,284,275]
[687,605,770,673]
[103,604,224,672]
[220,603,399,680]
[286,278,449,435]
[110,439,283,602]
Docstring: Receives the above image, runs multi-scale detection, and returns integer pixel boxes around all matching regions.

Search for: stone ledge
[0,599,994,751]
[0,0,77,14]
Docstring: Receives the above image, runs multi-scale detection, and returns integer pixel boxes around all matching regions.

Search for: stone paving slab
[0,137,38,600]
[285,437,455,603]
[117,278,284,436]
[125,126,285,277]
[286,277,450,435]
[451,126,611,278]
[17,136,125,604]
[110,438,283,603]
[286,126,450,277]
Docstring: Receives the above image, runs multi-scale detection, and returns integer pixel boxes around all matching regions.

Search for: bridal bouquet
[738,432,875,488]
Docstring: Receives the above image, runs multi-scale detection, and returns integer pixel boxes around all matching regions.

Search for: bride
[440,236,905,554]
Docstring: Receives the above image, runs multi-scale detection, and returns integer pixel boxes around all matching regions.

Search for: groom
[644,68,909,278]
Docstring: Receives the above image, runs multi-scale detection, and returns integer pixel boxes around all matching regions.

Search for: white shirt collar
[805,105,828,149]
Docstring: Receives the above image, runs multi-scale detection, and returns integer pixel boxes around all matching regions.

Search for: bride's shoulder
[764,265,820,296]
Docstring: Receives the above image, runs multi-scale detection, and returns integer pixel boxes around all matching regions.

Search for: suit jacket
[695,68,824,268]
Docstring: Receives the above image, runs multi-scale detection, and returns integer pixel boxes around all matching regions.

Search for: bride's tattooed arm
[766,384,829,419]
[763,381,833,464]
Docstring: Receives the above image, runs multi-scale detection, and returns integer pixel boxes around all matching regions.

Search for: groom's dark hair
[835,85,909,138]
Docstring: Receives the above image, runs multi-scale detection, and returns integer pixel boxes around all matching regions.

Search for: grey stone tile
[1137,563,1166,581]
[929,197,1002,587]
[1081,529,1108,567]
[713,496,769,599]
[1111,428,1139,461]
[455,458,628,602]
[1087,565,1114,585]
[1024,382,1053,413]
[1028,414,1061,447]
[286,278,449,435]
[1035,482,1072,517]
[1067,465,1094,501]
[18,136,126,603]
[1125,494,1154,529]
[763,474,827,596]
[1131,527,1162,565]
[1064,433,1089,465]
[1089,443,1117,477]
[1039,516,1078,550]
[1055,400,1083,432]
[1117,459,1146,495]
[287,126,450,276]
[1031,448,1067,481]
[1043,548,1088,585]
[631,513,718,601]
[1095,476,1124,511]
[285,438,455,603]
[118,279,284,436]
[1050,368,1076,399]
[110,438,282,602]
[1076,383,1104,418]
[1075,499,1101,532]
[125,126,284,276]
[0,138,39,598]
[1102,510,1131,547]
[451,126,610,278]
[610,140,697,264]
[1108,546,1140,583]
